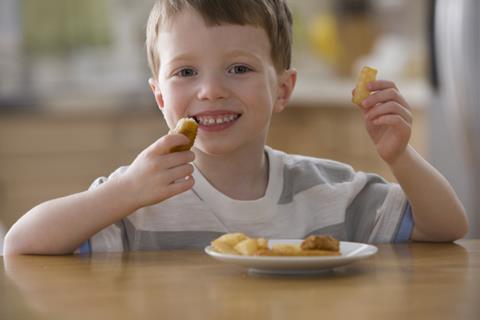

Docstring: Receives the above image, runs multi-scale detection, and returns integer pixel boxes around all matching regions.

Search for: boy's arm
[4,178,138,255]
[356,80,468,242]
[389,145,468,241]
[3,134,195,255]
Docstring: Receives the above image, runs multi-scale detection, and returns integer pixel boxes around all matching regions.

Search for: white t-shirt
[79,147,413,253]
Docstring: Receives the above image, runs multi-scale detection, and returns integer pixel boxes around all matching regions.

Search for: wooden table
[1,240,479,320]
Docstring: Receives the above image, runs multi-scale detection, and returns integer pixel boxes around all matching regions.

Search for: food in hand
[352,66,377,106]
[169,118,198,152]
[211,233,340,256]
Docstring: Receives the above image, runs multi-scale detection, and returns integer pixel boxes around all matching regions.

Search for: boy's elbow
[439,201,469,242]
[4,225,39,255]
[412,212,469,243]
[3,230,24,255]
[444,215,469,242]
[3,229,74,256]
[439,215,469,242]
[449,206,470,241]
[454,214,469,240]
[441,226,468,243]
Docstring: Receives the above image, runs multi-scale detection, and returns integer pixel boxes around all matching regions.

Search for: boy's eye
[174,68,197,77]
[229,65,253,74]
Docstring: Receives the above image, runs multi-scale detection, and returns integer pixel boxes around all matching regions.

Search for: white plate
[205,240,377,275]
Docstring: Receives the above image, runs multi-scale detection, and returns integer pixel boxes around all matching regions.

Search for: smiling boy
[4,0,467,255]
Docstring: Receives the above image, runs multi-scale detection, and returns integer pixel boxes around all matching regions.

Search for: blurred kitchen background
[0,0,478,240]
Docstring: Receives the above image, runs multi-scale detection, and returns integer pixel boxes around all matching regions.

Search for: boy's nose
[196,74,229,101]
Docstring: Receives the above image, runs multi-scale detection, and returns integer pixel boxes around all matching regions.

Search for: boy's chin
[193,140,265,158]
[193,144,236,157]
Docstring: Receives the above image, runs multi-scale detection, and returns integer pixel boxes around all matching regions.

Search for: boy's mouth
[191,112,242,129]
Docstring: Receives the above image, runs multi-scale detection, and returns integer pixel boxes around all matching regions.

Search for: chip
[352,66,377,106]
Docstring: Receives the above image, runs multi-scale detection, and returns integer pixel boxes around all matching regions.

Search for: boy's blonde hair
[146,0,292,80]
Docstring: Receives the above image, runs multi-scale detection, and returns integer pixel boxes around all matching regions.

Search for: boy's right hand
[120,134,195,209]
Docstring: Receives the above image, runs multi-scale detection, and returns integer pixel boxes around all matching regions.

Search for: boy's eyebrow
[224,49,264,63]
[163,49,265,69]
[163,53,196,68]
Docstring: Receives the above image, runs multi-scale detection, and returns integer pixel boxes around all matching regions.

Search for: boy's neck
[193,145,269,201]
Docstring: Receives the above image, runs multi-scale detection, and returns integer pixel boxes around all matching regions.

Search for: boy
[3,0,467,255]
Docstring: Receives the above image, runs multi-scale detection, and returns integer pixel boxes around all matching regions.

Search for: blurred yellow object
[307,10,377,77]
[210,233,340,256]
[210,240,239,255]
[352,66,377,106]
[234,239,259,256]
[212,232,247,247]
[308,14,341,65]
[211,234,268,256]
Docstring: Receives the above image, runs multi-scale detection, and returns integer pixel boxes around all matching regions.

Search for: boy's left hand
[353,80,412,165]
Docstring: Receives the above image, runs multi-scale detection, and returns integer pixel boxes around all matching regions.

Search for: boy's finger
[148,134,191,155]
[165,163,195,184]
[362,88,409,110]
[367,80,398,91]
[161,150,195,169]
[370,114,410,129]
[164,175,195,198]
[365,101,412,124]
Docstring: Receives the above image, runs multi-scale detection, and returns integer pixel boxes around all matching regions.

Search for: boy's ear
[148,78,165,110]
[273,68,297,113]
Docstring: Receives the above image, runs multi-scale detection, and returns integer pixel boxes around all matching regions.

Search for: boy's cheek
[158,107,175,129]
[160,100,187,130]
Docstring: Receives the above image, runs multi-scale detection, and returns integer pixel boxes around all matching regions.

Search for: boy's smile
[150,7,295,157]
[191,110,241,132]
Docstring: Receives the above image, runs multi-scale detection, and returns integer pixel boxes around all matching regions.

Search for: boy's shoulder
[267,147,392,208]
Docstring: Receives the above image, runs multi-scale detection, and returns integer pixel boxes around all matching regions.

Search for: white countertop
[291,76,432,109]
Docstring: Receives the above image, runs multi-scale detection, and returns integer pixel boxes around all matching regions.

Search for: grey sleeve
[88,166,129,190]
[85,166,130,252]
[345,173,407,243]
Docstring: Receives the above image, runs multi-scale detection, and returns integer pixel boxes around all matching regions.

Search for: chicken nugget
[301,235,340,252]
[169,118,198,152]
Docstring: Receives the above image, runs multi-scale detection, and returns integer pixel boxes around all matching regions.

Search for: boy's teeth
[196,114,239,126]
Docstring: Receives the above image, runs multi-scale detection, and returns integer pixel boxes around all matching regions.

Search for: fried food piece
[211,240,240,255]
[352,66,377,106]
[271,243,302,255]
[211,233,248,255]
[301,235,340,252]
[256,242,340,256]
[169,117,198,152]
[210,233,341,256]
[256,238,269,250]
[211,233,265,256]
[234,238,259,256]
[256,248,340,257]
[301,250,340,256]
[214,232,247,247]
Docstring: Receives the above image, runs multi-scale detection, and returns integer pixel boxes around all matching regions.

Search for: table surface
[1,240,479,320]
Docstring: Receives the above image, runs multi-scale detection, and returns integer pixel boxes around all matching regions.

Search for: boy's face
[149,8,296,156]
